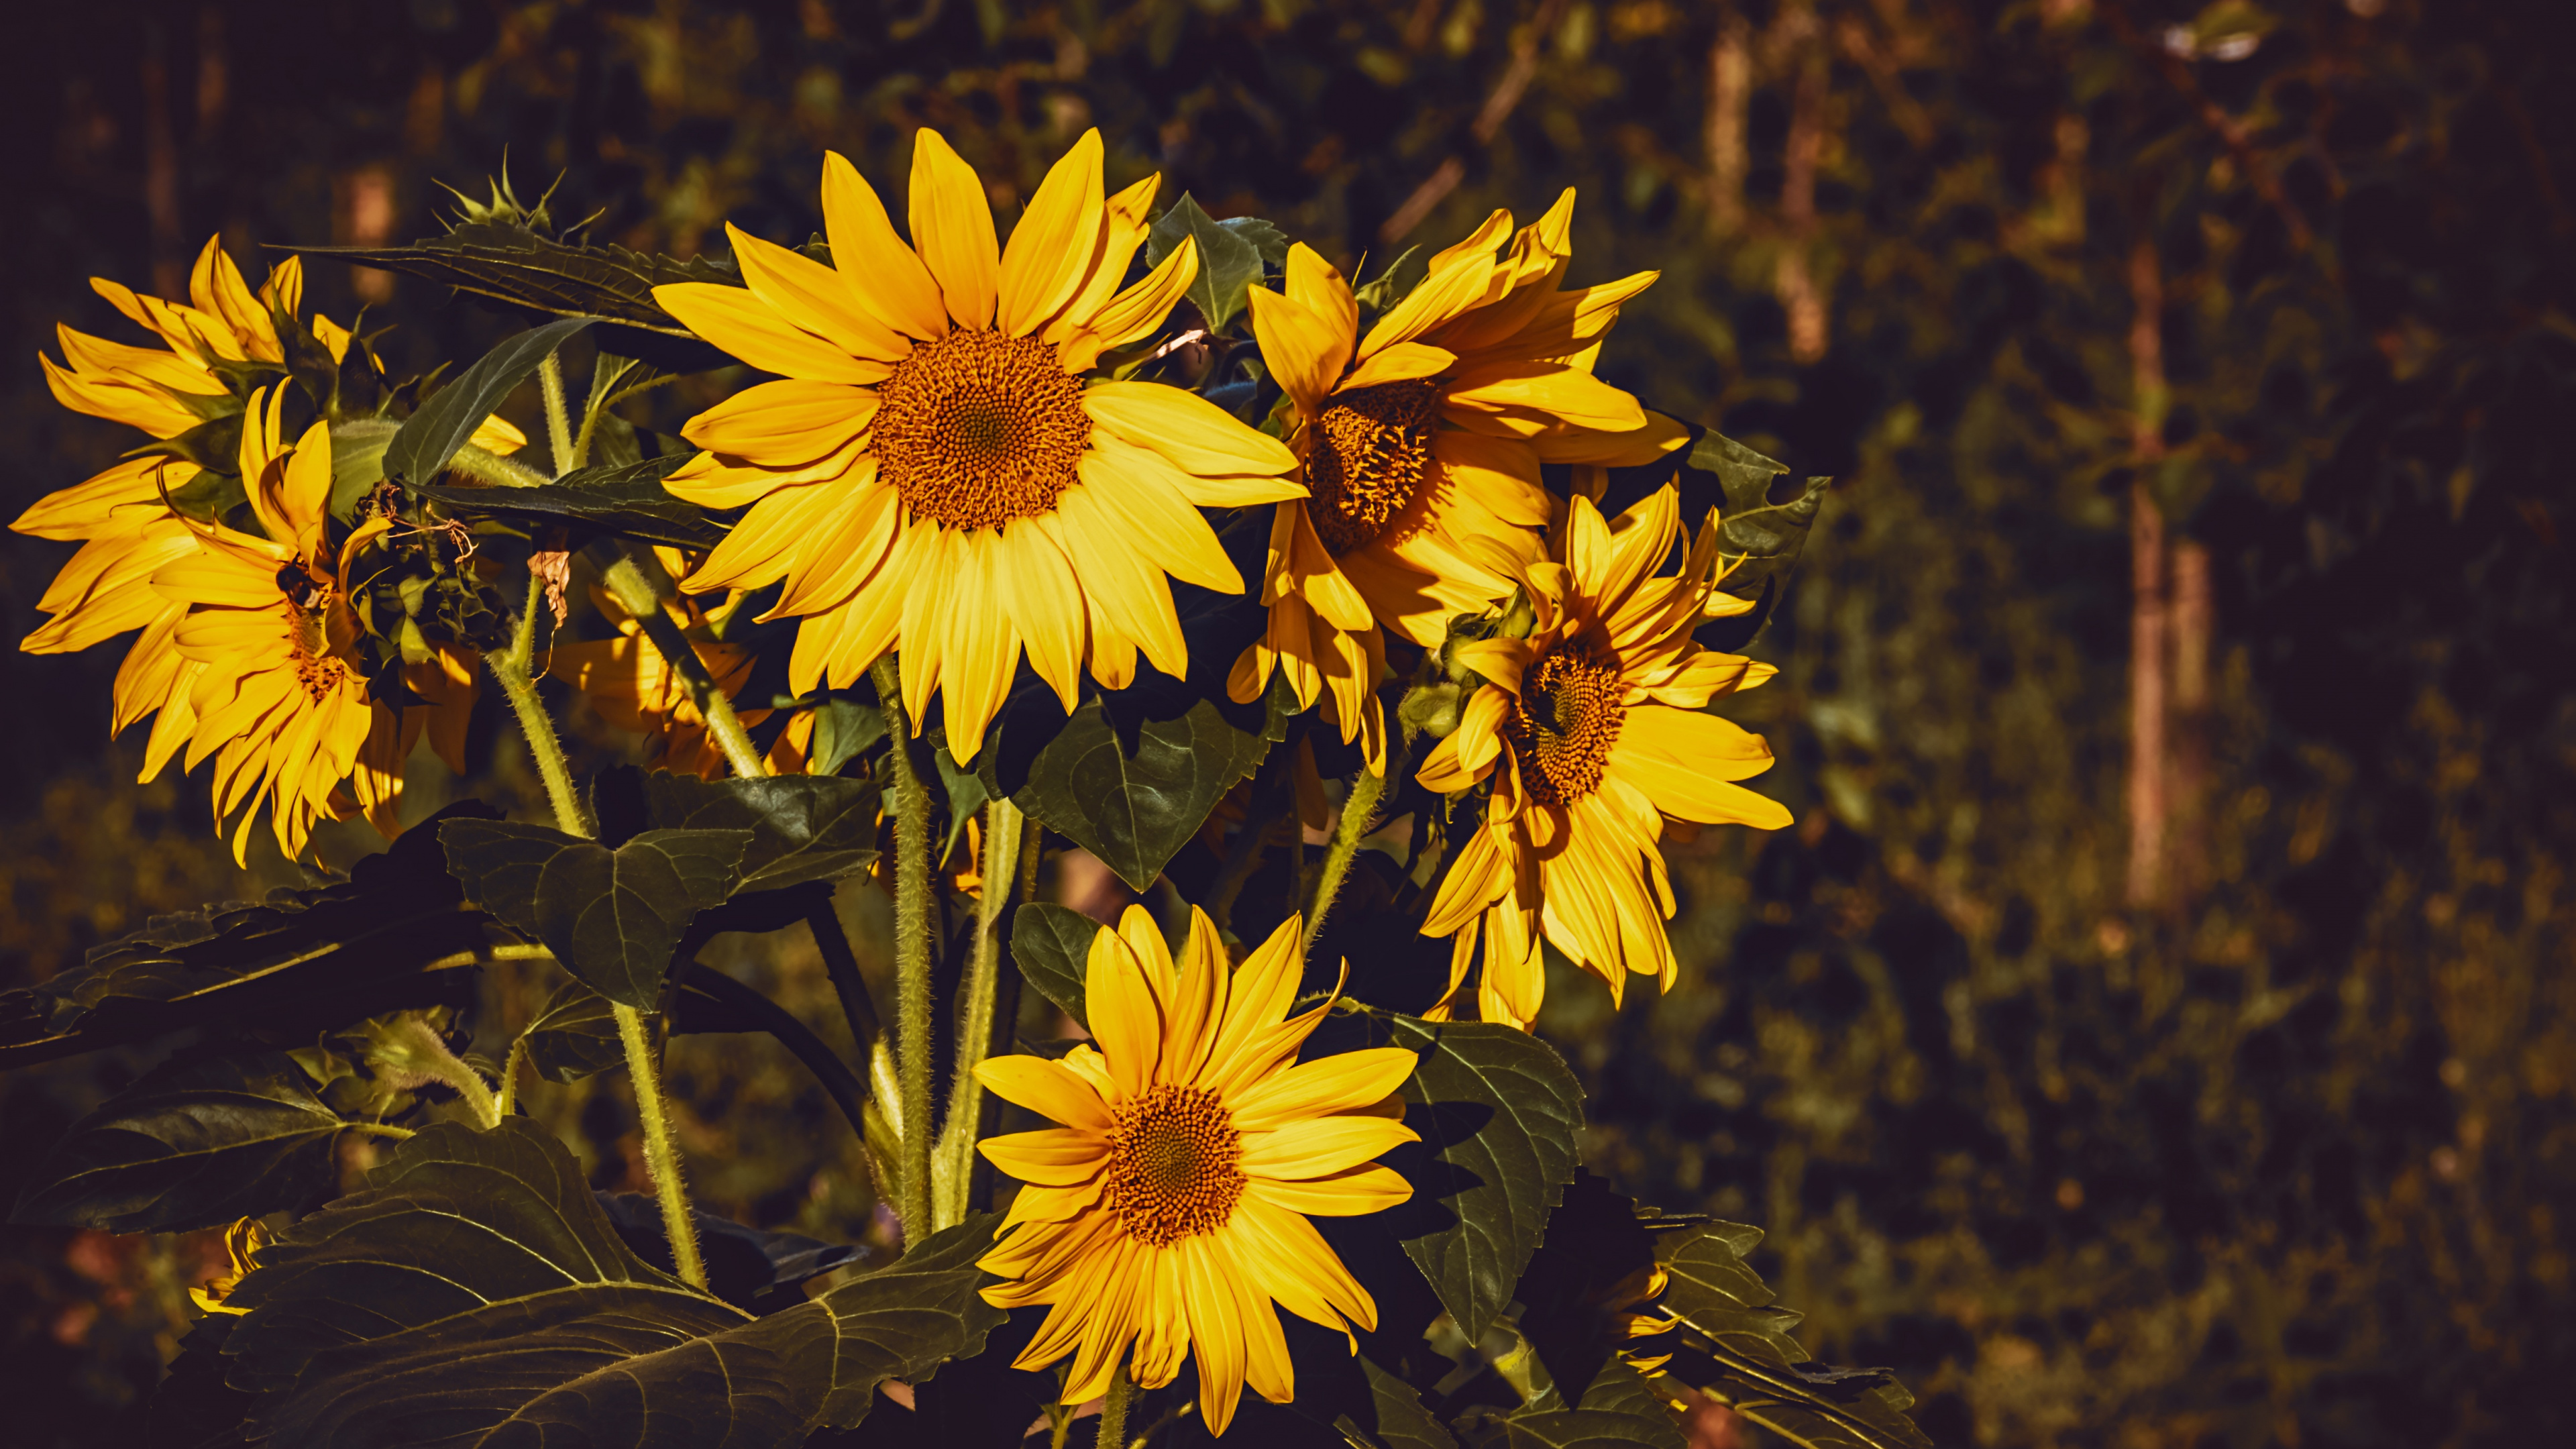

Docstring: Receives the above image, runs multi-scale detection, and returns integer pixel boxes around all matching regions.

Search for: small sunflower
[1232,191,1686,770]
[975,908,1419,1435]
[1417,486,1792,1029]
[189,1218,272,1316]
[146,389,385,861]
[655,129,1303,763]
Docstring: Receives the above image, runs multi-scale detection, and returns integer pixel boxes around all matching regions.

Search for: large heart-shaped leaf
[622,768,882,891]
[301,220,740,372]
[1146,194,1272,333]
[223,1120,1002,1448]
[520,970,771,1084]
[12,1052,358,1234]
[1008,694,1273,892]
[439,820,750,1008]
[0,802,506,1069]
[1465,1408,1680,1449]
[1009,903,1099,1030]
[413,455,725,551]
[1381,1017,1586,1340]
[594,1191,863,1316]
[1573,1360,1685,1449]
[381,316,594,487]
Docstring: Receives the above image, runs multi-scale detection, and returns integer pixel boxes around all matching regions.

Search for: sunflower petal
[908,129,1001,330]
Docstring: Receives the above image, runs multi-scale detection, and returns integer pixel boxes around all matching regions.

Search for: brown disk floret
[1505,639,1625,807]
[1307,377,1442,553]
[1106,1083,1246,1246]
[873,331,1091,532]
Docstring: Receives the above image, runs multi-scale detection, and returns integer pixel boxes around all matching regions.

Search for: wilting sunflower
[15,237,513,784]
[975,908,1418,1435]
[1232,191,1686,770]
[190,1218,272,1316]
[654,128,1303,762]
[144,388,385,862]
[1417,486,1792,1029]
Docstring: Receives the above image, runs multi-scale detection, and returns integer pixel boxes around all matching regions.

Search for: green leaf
[1352,246,1429,313]
[439,820,750,1008]
[1684,429,1833,619]
[1383,1016,1587,1340]
[1574,1360,1685,1449]
[1147,194,1268,332]
[1009,902,1099,1030]
[382,316,594,487]
[1653,1221,1931,1449]
[1007,694,1273,892]
[223,1120,1004,1448]
[1345,1356,1462,1449]
[0,802,506,1069]
[302,220,740,373]
[1466,1408,1680,1449]
[806,693,888,775]
[933,745,992,869]
[412,454,726,551]
[630,769,882,892]
[11,1052,358,1234]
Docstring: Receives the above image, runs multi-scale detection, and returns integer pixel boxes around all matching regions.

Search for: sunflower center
[281,596,349,704]
[1307,378,1442,553]
[1504,641,1625,807]
[873,330,1090,533]
[1106,1083,1245,1246]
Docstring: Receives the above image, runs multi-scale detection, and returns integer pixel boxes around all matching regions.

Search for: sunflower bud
[1400,681,1465,740]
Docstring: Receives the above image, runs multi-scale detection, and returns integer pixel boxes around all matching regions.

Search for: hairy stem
[568,352,638,474]
[1095,1364,1135,1449]
[934,796,1025,1230]
[488,572,588,839]
[445,441,552,489]
[538,351,576,478]
[496,1034,531,1119]
[616,1001,706,1288]
[1303,767,1387,957]
[343,1122,416,1141]
[871,655,935,1242]
[377,1016,500,1130]
[594,545,769,779]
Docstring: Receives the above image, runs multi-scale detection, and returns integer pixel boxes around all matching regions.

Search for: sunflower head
[189,1217,272,1316]
[973,907,1419,1434]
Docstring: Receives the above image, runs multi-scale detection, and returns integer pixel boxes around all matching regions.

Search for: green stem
[344,1122,416,1141]
[1095,1364,1136,1449]
[568,353,638,474]
[538,351,576,478]
[378,1017,500,1130]
[872,655,935,1242]
[594,546,769,779]
[616,1000,706,1289]
[488,573,589,838]
[496,1035,531,1118]
[446,441,551,488]
[1303,768,1387,958]
[934,796,1025,1230]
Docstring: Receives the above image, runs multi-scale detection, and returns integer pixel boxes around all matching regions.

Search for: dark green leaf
[1008,694,1273,892]
[327,421,398,515]
[146,1316,254,1449]
[806,694,888,775]
[1352,246,1429,313]
[223,1120,1003,1448]
[933,745,991,868]
[631,769,882,892]
[0,802,506,1069]
[11,1052,356,1234]
[1147,194,1267,332]
[1573,1360,1684,1449]
[1009,902,1099,1030]
[1344,1356,1462,1449]
[1383,1017,1587,1340]
[594,1190,863,1316]
[412,454,727,551]
[439,820,750,1008]
[1690,430,1832,604]
[382,316,594,486]
[1219,214,1292,268]
[1470,1408,1679,1449]
[1513,1171,1665,1405]
[301,221,740,372]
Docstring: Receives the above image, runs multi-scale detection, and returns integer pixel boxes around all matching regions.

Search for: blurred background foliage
[1,0,2570,1445]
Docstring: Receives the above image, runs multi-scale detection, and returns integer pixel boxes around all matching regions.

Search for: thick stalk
[934,796,1026,1230]
[447,441,551,489]
[594,545,769,779]
[871,655,935,1241]
[374,1016,500,1130]
[1303,768,1387,957]
[488,578,702,1288]
[537,351,576,477]
[1095,1365,1136,1449]
[615,1001,706,1288]
[488,573,588,837]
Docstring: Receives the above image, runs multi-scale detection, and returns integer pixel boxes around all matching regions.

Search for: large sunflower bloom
[655,129,1303,762]
[145,389,386,862]
[1417,486,1792,1029]
[975,908,1418,1435]
[15,238,512,780]
[1232,191,1686,769]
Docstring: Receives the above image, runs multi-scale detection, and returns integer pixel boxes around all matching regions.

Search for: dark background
[2,1,2571,1445]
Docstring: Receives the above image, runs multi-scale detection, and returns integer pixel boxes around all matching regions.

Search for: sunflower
[1231,191,1687,770]
[144,388,386,862]
[1416,486,1792,1029]
[653,128,1303,763]
[974,907,1418,1435]
[189,1218,273,1316]
[15,237,513,784]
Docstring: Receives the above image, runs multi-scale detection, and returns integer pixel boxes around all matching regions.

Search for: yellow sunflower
[1232,191,1687,770]
[1417,486,1792,1029]
[15,237,513,786]
[974,907,1418,1435]
[144,388,386,862]
[653,128,1303,763]
[190,1218,272,1316]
